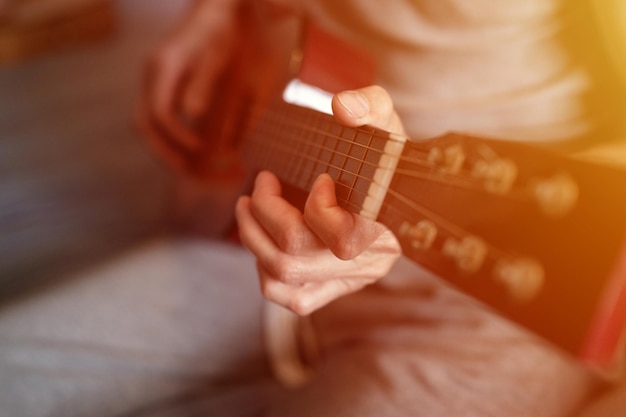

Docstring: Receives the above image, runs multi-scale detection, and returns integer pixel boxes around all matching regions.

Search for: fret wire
[269,106,294,177]
[290,123,387,157]
[263,101,408,146]
[293,110,313,189]
[245,103,546,255]
[285,108,307,182]
[250,139,267,171]
[245,120,390,197]
[255,102,438,164]
[252,102,532,202]
[260,106,293,179]
[309,114,331,187]
[257,106,389,156]
[334,178,368,210]
[248,126,391,193]
[307,110,333,188]
[250,120,382,172]
[250,121,383,173]
[250,119,526,204]
[289,115,525,198]
[333,176,372,204]
[328,122,342,178]
[261,107,328,188]
[252,107,521,249]
[251,123,384,182]
[323,121,338,178]
[310,114,329,178]
[263,110,464,169]
[265,109,284,172]
[359,127,377,210]
[250,112,514,260]
[344,128,359,207]
[337,199,362,213]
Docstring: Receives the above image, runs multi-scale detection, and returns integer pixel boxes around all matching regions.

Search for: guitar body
[190,5,626,374]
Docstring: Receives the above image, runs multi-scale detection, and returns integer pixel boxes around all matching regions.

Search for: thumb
[331,85,406,136]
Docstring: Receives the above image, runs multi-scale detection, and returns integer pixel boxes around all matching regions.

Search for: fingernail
[337,91,369,118]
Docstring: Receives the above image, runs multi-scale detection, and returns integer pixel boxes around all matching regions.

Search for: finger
[237,193,327,284]
[239,190,389,285]
[249,171,320,254]
[180,29,233,122]
[134,104,190,174]
[331,85,406,136]
[180,55,215,122]
[143,50,205,152]
[235,194,281,263]
[237,195,316,284]
[259,267,371,316]
[304,174,386,260]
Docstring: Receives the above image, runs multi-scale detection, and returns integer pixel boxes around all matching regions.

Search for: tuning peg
[531,173,579,217]
[472,157,517,194]
[428,145,466,175]
[398,220,437,250]
[442,235,487,273]
[494,258,545,302]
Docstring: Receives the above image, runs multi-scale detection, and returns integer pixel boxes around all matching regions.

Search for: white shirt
[290,0,596,142]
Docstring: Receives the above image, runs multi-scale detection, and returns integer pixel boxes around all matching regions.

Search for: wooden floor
[0,1,188,296]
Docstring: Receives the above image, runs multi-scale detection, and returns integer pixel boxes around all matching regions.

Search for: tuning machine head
[494,257,545,302]
[531,173,579,217]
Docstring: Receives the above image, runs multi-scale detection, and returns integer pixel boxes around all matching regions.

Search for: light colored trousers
[2,238,624,417]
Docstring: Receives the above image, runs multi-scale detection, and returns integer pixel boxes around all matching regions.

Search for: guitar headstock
[378,132,626,372]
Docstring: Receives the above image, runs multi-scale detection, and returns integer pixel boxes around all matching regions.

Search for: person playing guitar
[135,0,626,416]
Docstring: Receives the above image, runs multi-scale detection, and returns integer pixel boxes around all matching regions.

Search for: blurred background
[0,0,190,300]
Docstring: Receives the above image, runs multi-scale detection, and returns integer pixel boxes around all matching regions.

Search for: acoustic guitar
[187,6,626,375]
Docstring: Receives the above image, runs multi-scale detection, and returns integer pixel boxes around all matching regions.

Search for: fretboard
[243,99,405,219]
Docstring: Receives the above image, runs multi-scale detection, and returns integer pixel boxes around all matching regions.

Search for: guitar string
[250,126,515,262]
[254,104,534,200]
[245,127,380,200]
[246,119,534,252]
[384,188,512,260]
[246,115,533,202]
[246,107,534,263]
[247,124,519,261]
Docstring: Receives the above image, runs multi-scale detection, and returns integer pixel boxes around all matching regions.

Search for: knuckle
[289,296,314,316]
[368,84,387,97]
[271,257,303,284]
[332,233,359,260]
[367,85,394,117]
[277,226,306,255]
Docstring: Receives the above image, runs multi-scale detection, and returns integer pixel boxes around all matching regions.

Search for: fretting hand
[236,86,405,315]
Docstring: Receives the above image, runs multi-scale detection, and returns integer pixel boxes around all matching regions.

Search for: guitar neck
[243,98,406,219]
[243,98,626,373]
